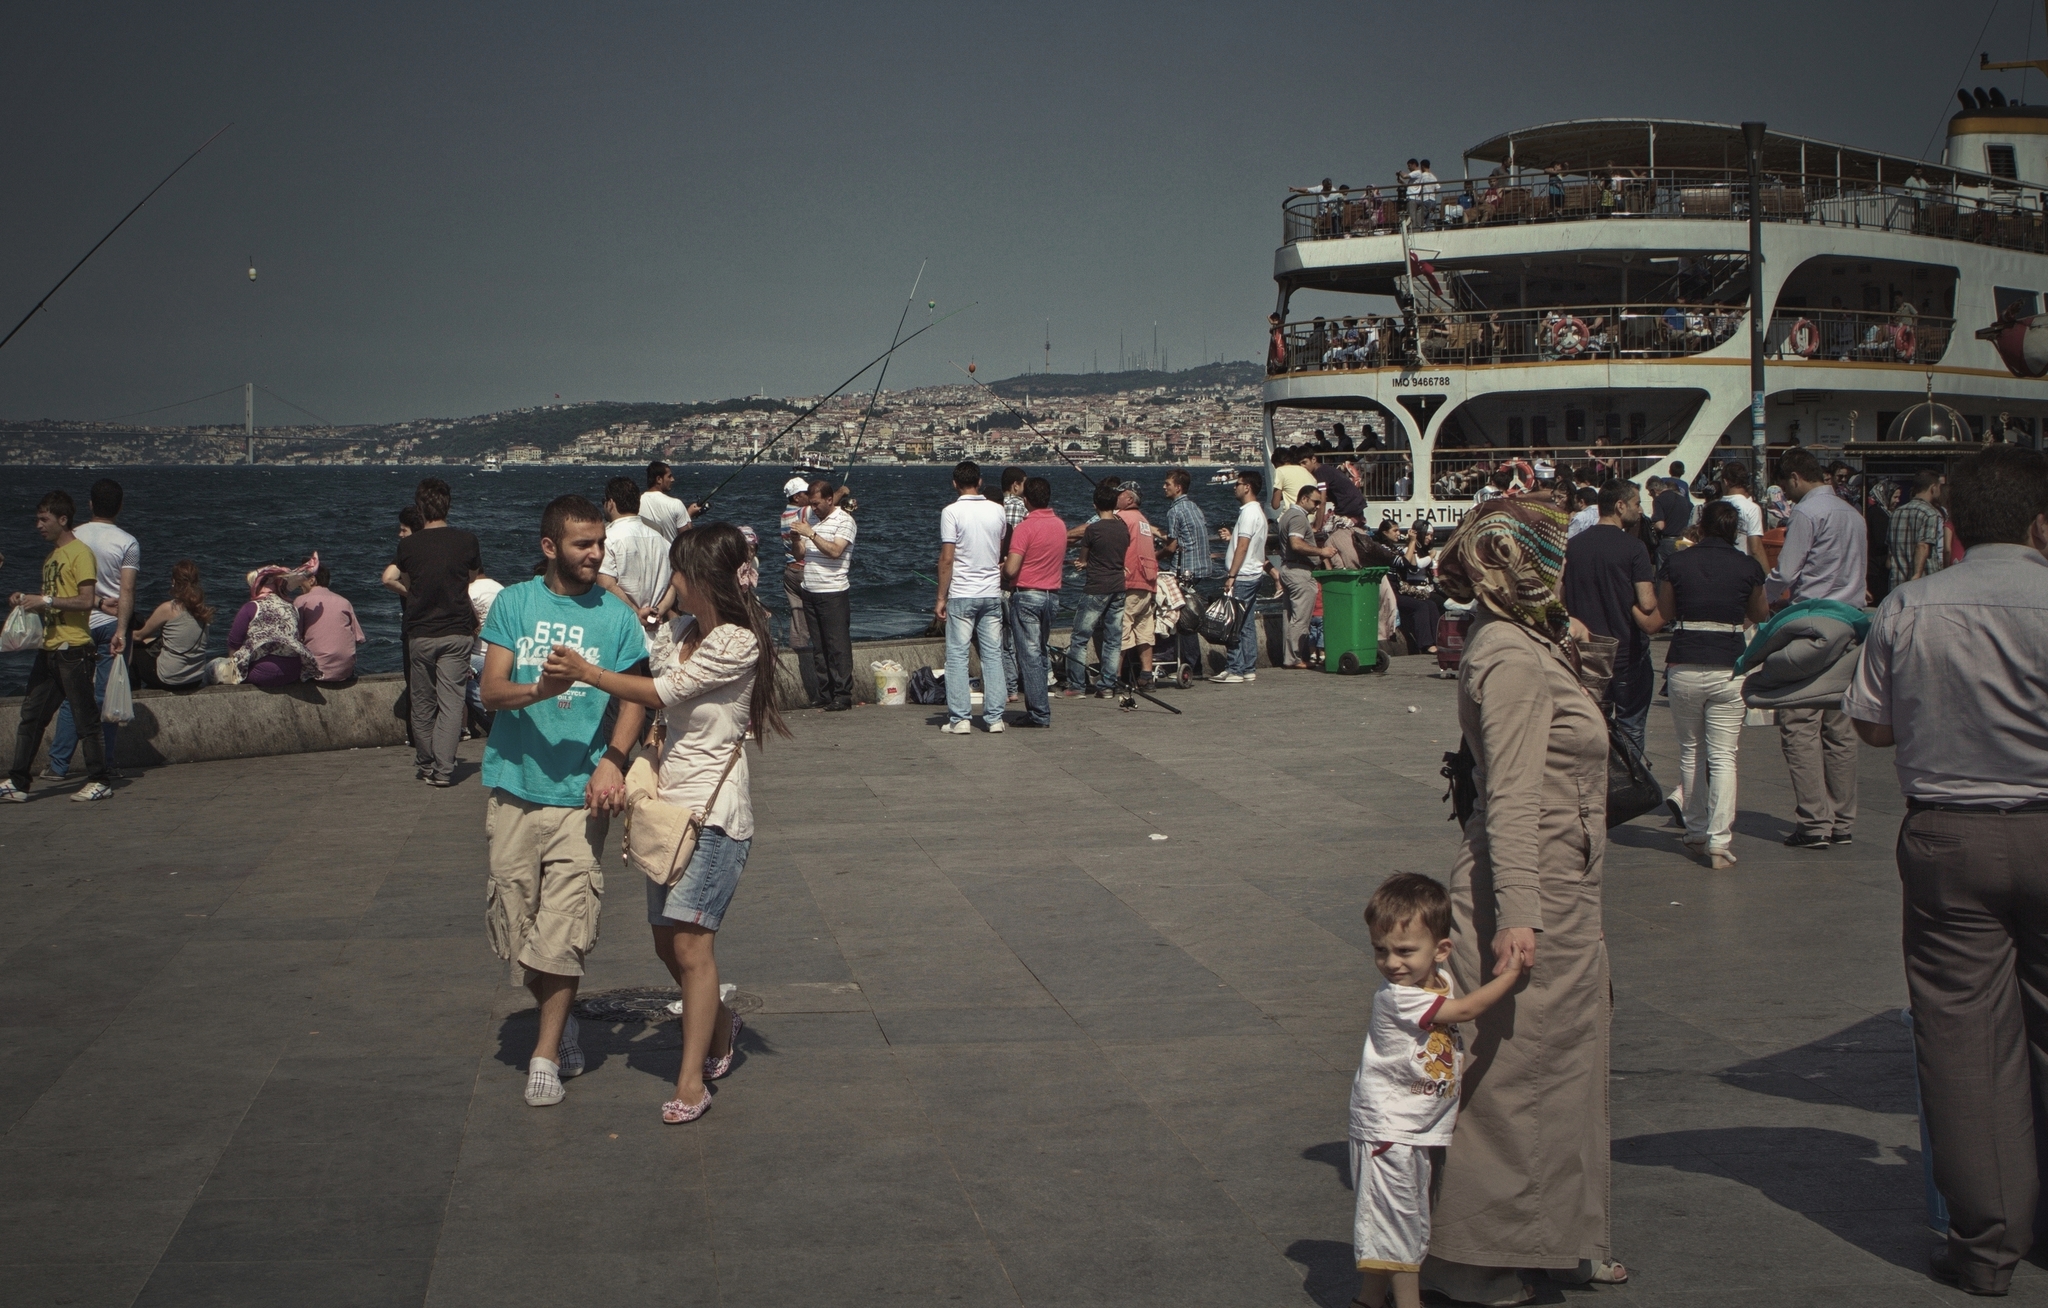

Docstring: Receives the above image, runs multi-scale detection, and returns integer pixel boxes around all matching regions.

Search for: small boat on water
[790,461,833,481]
[1207,466,1239,486]
[480,454,502,473]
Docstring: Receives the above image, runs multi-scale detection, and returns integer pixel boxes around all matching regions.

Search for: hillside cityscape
[0,361,1390,468]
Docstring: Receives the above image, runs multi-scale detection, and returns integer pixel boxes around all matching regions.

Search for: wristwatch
[41,595,54,611]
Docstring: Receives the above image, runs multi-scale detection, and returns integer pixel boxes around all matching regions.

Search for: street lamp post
[1743,120,1768,481]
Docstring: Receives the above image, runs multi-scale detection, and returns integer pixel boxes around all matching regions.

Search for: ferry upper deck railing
[1281,171,2048,256]
[1429,445,1671,500]
[1272,302,1742,374]
[1764,308,1953,366]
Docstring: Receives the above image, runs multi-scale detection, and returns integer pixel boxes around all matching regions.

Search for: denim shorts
[644,826,751,930]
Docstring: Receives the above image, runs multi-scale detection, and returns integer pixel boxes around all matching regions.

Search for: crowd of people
[10,443,2048,1301]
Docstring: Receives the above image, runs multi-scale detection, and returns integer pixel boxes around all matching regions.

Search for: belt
[1907,799,2048,815]
[1672,621,1743,633]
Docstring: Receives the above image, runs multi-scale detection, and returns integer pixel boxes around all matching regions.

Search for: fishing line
[256,383,333,427]
[0,123,233,355]
[696,302,976,509]
[839,260,926,481]
[945,361,1099,488]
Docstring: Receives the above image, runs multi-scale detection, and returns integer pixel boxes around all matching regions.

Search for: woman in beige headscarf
[1423,495,1625,1304]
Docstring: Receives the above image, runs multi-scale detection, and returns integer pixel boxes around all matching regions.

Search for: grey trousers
[1902,807,2048,1294]
[409,632,472,781]
[1778,707,1858,837]
[1277,566,1317,666]
[783,566,821,706]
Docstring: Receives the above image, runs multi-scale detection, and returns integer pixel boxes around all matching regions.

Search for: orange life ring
[1789,317,1819,358]
[1891,322,1917,359]
[1545,315,1590,357]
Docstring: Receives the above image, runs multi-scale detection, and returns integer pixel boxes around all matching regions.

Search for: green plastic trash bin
[1311,567,1390,675]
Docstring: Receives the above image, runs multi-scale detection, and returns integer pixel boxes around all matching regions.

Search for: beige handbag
[622,740,745,887]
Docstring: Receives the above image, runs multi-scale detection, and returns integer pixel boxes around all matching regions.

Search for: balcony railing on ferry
[1271,303,1742,374]
[1765,309,1953,366]
[1281,172,2048,256]
[1429,446,1669,501]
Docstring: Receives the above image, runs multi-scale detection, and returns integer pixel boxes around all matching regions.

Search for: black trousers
[10,644,107,790]
[1902,807,2048,1294]
[1396,592,1441,650]
[801,588,854,707]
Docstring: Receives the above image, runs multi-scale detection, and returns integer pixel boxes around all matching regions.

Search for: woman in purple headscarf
[230,554,320,686]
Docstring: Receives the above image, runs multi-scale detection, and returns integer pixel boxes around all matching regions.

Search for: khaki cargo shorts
[485,790,609,984]
[1121,590,1157,650]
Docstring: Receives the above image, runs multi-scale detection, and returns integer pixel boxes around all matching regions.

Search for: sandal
[661,1089,712,1124]
[704,1010,745,1081]
[1589,1260,1628,1284]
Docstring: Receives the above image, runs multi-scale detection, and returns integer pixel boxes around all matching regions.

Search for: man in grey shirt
[1276,483,1334,668]
[1767,448,1868,849]
[1845,445,2048,1297]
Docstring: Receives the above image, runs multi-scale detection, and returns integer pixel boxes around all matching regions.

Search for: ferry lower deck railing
[1430,445,1670,500]
[1272,303,1742,374]
[1283,172,2048,256]
[1765,309,1953,366]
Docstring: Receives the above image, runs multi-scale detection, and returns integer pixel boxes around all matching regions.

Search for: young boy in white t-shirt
[1349,873,1524,1308]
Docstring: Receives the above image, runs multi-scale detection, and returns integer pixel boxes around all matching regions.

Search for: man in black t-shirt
[1063,482,1130,696]
[1651,463,1695,570]
[1319,459,1368,522]
[383,478,484,785]
[1563,480,1663,754]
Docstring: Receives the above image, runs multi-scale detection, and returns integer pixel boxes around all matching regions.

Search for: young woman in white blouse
[545,523,787,1123]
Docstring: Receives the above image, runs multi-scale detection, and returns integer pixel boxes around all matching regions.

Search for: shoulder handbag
[623,739,745,887]
[1604,718,1664,829]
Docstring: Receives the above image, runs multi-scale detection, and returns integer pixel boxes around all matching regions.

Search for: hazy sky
[0,1,2030,424]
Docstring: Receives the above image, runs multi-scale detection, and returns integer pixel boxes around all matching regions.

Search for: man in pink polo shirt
[1116,484,1162,689]
[293,565,366,683]
[1000,477,1067,727]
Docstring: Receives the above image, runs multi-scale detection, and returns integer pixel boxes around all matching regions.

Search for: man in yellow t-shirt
[5,490,113,802]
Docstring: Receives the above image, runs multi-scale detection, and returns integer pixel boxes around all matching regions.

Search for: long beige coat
[1430,608,1612,1272]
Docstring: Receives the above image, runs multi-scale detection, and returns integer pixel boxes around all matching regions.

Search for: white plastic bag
[101,655,135,724]
[0,605,43,653]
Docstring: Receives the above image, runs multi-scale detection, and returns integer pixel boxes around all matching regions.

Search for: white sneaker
[558,1014,585,1078]
[1241,672,1257,682]
[941,720,973,734]
[525,1061,565,1107]
[0,781,26,803]
[71,781,114,803]
[1214,672,1246,684]
[986,720,1006,733]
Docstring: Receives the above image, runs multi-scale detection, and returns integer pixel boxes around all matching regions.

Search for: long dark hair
[170,559,213,627]
[669,523,789,744]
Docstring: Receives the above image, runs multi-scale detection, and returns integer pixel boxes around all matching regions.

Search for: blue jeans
[1066,591,1126,692]
[1008,588,1058,724]
[945,594,1007,725]
[1226,575,1263,675]
[50,627,120,777]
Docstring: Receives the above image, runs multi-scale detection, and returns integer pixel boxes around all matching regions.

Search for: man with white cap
[780,477,823,705]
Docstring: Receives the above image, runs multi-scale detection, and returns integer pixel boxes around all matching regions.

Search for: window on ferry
[1605,414,1623,443]
[1629,412,1647,442]
[1994,287,2040,319]
[1565,409,1586,443]
[1530,415,1550,445]
[1986,144,2019,185]
[1506,417,1524,444]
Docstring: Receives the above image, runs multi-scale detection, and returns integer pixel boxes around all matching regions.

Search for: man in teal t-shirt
[478,494,650,1108]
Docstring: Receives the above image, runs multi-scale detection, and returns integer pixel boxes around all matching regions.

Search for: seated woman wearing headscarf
[230,554,320,686]
[1423,495,1626,1303]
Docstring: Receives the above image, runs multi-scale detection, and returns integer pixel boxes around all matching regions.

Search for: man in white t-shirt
[595,476,670,619]
[788,485,857,711]
[49,478,139,780]
[778,477,822,706]
[1217,469,1270,683]
[934,461,1010,733]
[1720,464,1766,563]
[636,460,694,541]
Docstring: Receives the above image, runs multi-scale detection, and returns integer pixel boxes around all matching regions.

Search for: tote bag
[622,741,744,887]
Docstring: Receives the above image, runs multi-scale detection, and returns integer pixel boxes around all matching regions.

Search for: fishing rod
[0,124,233,355]
[696,301,975,509]
[946,360,1099,488]
[839,261,926,481]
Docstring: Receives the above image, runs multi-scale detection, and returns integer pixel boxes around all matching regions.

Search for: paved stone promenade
[0,654,2038,1307]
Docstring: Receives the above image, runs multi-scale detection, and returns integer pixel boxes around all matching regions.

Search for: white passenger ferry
[1263,95,2048,525]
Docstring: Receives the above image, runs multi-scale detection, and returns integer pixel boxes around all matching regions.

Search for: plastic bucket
[872,664,908,706]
